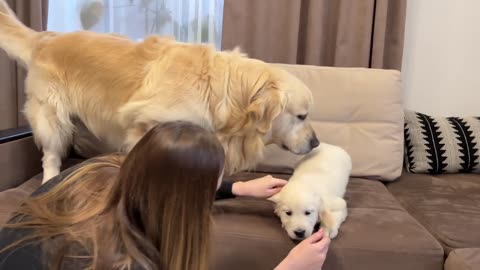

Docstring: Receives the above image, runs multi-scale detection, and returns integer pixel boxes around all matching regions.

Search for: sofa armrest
[0,126,33,144]
[0,127,42,192]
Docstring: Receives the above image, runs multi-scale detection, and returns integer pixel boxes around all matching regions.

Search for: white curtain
[47,0,224,48]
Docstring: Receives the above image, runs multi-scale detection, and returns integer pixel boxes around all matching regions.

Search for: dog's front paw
[328,228,339,239]
[323,227,338,239]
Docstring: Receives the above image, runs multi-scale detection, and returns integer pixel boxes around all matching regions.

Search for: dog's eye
[305,211,311,216]
[285,211,292,216]
[297,114,307,121]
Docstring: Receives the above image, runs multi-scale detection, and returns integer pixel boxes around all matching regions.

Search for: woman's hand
[275,229,331,270]
[232,175,287,198]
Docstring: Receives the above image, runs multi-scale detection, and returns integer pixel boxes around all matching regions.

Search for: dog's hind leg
[24,97,74,183]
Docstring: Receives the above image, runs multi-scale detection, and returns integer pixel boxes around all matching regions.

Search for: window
[47,0,224,49]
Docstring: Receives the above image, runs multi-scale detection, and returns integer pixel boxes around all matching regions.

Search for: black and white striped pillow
[404,110,480,174]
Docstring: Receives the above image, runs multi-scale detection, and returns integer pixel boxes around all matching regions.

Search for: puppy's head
[265,67,319,155]
[269,182,323,240]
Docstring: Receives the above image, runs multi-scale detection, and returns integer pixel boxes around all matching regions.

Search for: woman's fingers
[314,233,331,252]
[308,229,325,244]
[269,177,288,187]
[267,187,283,196]
[318,235,331,246]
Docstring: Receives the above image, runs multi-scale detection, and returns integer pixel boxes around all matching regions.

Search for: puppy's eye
[297,114,307,121]
[285,211,292,216]
[305,211,311,216]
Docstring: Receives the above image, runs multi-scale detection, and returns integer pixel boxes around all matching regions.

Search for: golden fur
[0,1,318,182]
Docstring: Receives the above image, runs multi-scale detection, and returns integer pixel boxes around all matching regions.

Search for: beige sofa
[1,64,479,270]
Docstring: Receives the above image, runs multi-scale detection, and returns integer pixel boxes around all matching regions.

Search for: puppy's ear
[268,194,282,217]
[267,193,281,203]
[246,79,287,134]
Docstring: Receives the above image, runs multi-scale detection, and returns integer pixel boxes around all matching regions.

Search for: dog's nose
[294,229,306,238]
[310,137,320,149]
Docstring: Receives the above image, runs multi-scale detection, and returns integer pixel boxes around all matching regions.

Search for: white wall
[402,0,480,116]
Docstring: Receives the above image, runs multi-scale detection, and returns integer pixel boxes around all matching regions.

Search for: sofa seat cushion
[445,248,480,270]
[387,172,480,253]
[213,172,444,270]
[0,169,444,270]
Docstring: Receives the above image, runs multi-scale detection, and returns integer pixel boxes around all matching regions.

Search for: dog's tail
[0,0,37,65]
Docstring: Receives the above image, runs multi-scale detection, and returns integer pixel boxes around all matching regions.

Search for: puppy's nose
[294,229,306,238]
[310,136,320,149]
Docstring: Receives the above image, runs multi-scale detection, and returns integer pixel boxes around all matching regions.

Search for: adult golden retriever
[0,1,319,183]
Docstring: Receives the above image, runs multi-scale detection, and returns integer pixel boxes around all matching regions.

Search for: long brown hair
[1,121,225,270]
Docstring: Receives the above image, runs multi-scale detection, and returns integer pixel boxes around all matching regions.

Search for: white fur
[269,143,352,239]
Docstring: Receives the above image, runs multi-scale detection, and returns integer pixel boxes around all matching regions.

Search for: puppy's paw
[328,228,339,239]
[323,227,338,239]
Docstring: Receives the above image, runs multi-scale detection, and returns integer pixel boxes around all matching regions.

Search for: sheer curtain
[47,0,224,48]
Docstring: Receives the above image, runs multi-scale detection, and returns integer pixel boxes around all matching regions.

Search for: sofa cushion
[387,172,480,254]
[213,172,443,270]
[0,137,42,192]
[1,170,443,270]
[258,64,404,181]
[404,110,480,174]
[70,65,404,181]
[0,174,42,224]
[445,248,480,270]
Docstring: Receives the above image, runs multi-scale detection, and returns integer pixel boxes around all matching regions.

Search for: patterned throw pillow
[404,110,480,174]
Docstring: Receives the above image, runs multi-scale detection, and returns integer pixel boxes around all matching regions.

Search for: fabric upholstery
[221,0,406,70]
[387,171,480,254]
[0,170,444,270]
[213,172,443,270]
[404,110,480,174]
[0,0,48,130]
[258,64,404,181]
[444,248,480,270]
[0,137,42,192]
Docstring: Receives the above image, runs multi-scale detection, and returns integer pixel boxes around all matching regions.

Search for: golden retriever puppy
[269,143,351,240]
[0,1,319,183]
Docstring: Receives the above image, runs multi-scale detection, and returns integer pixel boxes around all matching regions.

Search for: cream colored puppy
[269,143,351,240]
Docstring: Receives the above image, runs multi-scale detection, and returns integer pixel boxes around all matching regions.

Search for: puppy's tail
[0,0,37,65]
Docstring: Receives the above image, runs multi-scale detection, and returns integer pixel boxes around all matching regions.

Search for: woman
[0,121,330,270]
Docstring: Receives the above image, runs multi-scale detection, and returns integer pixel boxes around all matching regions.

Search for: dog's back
[289,143,352,197]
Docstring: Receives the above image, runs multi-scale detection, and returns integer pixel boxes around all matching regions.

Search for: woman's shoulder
[0,227,43,269]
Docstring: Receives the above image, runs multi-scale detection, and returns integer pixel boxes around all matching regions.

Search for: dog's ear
[246,79,287,134]
[268,193,282,217]
[267,193,281,203]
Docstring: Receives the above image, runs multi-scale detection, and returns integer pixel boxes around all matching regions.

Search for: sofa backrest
[258,64,404,181]
[72,64,404,181]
